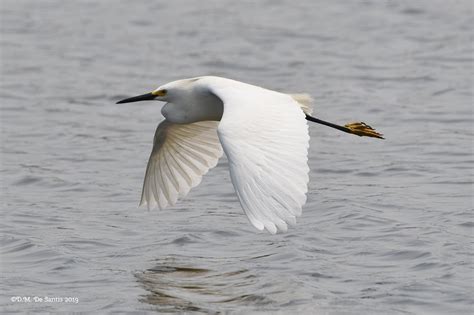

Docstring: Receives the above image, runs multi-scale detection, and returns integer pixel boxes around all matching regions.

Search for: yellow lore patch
[152,89,167,97]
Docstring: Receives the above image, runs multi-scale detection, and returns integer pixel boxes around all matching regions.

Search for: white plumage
[140,120,223,210]
[119,76,312,234]
[211,82,310,233]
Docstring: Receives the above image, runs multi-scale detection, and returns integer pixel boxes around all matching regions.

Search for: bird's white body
[160,77,311,124]
[128,76,313,234]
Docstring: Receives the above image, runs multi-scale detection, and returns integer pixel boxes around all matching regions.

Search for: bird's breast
[161,93,223,124]
[161,102,189,123]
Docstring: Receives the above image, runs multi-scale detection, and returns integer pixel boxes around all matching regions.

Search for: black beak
[116,92,156,104]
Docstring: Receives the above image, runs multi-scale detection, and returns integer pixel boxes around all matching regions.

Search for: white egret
[117,76,383,234]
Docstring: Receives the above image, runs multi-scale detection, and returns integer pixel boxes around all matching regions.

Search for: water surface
[1,0,472,313]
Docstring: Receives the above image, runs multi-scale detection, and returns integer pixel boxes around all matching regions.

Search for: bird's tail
[290,93,314,115]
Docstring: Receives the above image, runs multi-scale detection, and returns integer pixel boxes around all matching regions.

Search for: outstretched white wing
[210,82,310,234]
[140,120,223,209]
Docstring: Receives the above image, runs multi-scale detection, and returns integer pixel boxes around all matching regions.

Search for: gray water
[1,0,472,313]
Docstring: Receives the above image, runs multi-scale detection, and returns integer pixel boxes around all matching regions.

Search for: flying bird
[117,76,383,234]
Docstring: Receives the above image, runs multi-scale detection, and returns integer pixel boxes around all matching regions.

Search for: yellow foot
[344,122,384,139]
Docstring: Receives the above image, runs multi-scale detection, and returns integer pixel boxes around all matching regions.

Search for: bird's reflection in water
[135,255,272,313]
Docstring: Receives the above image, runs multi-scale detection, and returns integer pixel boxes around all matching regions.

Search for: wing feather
[209,81,310,234]
[140,120,223,209]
